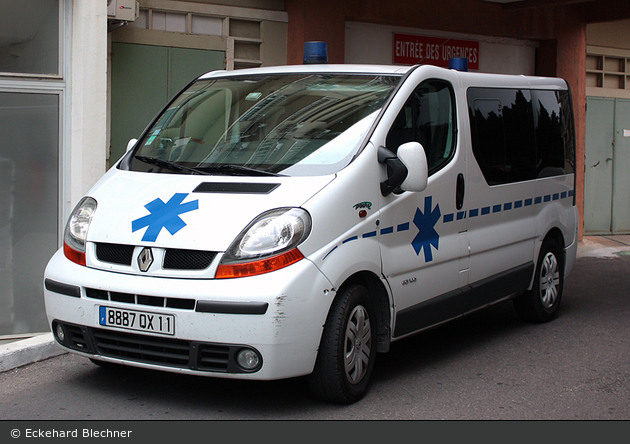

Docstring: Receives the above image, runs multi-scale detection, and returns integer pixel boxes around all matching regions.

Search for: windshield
[127,73,401,176]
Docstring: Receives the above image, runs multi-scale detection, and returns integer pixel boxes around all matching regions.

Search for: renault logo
[138,247,154,272]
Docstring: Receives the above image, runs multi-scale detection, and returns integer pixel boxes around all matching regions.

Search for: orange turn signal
[64,242,86,266]
[215,248,304,279]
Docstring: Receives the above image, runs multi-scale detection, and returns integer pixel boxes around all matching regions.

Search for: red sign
[393,33,479,70]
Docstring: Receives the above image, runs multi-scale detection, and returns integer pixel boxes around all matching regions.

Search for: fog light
[55,323,66,342]
[236,348,261,371]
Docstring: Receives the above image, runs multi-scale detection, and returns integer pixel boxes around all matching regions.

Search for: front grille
[163,249,216,270]
[96,243,134,266]
[85,288,196,311]
[93,328,191,367]
[197,344,230,371]
[53,322,249,373]
[94,243,217,271]
[65,323,91,351]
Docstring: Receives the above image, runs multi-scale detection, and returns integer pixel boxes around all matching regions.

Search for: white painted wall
[69,1,109,213]
[345,22,536,75]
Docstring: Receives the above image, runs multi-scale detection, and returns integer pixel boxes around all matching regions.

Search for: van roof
[198,64,568,90]
[198,64,413,79]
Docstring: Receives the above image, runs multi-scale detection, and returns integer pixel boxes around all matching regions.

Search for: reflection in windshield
[129,73,401,176]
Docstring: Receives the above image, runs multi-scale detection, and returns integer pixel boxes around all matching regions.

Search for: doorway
[584,96,630,234]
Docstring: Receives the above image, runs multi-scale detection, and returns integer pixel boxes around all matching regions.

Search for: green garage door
[110,42,225,164]
[584,97,630,234]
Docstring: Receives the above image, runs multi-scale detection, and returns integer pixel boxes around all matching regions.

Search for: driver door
[375,75,470,338]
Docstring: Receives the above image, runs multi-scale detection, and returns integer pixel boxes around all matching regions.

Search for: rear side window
[467,88,536,185]
[468,87,575,186]
[532,90,575,177]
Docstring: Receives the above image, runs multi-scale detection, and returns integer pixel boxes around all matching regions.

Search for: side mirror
[378,142,428,196]
[398,142,428,192]
[126,138,138,152]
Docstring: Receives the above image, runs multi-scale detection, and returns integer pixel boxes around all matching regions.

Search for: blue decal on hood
[412,196,441,262]
[132,193,199,242]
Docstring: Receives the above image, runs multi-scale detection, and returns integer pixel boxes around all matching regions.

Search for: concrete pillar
[554,8,587,239]
[70,0,108,207]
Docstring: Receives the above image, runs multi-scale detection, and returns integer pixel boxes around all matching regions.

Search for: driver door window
[386,80,456,174]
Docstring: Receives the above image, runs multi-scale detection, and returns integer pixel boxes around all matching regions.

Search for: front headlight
[63,197,97,266]
[216,207,311,279]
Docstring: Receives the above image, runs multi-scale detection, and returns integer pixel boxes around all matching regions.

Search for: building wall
[344,22,537,75]
[587,19,630,50]
[586,19,630,100]
[71,1,109,208]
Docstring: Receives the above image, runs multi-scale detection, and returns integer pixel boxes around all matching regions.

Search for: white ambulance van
[44,63,578,403]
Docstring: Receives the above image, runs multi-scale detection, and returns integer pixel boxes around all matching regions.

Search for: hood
[86,169,334,251]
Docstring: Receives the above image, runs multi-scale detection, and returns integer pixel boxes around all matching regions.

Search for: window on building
[0,0,60,76]
[0,0,63,335]
[0,92,59,334]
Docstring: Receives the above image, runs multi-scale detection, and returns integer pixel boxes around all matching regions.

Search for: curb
[0,333,66,373]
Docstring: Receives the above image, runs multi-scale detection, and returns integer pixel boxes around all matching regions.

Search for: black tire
[514,238,564,323]
[307,284,377,404]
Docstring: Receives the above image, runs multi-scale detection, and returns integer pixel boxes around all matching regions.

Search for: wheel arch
[336,270,392,353]
[542,227,566,265]
[529,227,566,291]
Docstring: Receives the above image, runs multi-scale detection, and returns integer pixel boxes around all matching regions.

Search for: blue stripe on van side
[321,189,575,260]
[323,245,337,260]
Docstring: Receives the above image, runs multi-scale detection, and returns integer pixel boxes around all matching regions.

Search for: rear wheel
[307,284,376,404]
[514,238,564,323]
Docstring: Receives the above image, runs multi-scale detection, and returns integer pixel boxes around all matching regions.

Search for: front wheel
[307,284,376,404]
[514,238,564,323]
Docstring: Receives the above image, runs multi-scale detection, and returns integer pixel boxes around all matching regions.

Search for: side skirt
[393,262,534,338]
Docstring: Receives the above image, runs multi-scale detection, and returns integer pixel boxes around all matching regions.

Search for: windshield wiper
[199,164,284,177]
[134,155,209,175]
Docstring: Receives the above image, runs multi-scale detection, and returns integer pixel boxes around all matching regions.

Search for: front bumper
[44,249,335,380]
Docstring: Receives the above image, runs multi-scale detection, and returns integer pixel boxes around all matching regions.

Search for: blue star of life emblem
[411,196,441,262]
[132,193,199,242]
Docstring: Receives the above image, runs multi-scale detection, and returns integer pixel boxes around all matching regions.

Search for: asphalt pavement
[1,235,629,374]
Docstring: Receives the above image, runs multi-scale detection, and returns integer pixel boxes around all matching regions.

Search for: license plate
[99,306,175,335]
